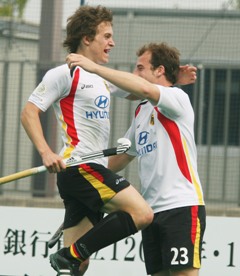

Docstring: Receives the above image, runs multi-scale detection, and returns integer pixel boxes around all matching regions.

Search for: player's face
[88,22,115,64]
[133,51,159,84]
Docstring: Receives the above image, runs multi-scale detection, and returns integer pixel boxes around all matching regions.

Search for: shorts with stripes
[141,205,206,274]
[57,163,130,229]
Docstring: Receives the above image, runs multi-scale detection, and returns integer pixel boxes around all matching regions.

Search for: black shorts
[141,205,206,274]
[57,163,130,229]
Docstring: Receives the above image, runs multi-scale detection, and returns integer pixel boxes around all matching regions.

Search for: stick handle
[0,166,46,185]
[0,138,131,185]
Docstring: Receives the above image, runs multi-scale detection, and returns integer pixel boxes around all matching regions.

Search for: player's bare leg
[63,216,94,275]
[50,185,153,275]
[171,268,199,276]
[102,185,153,230]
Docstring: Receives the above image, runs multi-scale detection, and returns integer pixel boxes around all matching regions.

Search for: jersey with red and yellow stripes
[125,85,205,213]
[28,64,113,166]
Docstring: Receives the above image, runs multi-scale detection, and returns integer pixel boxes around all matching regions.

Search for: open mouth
[104,49,111,54]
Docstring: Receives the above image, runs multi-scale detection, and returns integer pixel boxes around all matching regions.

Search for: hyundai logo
[137,131,149,145]
[94,95,109,109]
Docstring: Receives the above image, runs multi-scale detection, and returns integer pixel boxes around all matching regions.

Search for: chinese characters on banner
[1,206,240,276]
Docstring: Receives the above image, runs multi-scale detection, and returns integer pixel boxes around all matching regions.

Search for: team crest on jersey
[150,114,154,125]
[34,82,46,95]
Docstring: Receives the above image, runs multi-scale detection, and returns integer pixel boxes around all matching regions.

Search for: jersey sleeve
[124,119,138,157]
[157,85,192,118]
[28,66,70,112]
[108,82,130,98]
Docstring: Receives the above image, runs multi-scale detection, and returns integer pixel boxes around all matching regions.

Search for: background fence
[0,0,240,215]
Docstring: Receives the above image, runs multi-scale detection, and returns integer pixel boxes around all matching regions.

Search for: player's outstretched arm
[66,54,160,105]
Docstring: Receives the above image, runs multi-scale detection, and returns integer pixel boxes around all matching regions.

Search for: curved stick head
[117,138,131,153]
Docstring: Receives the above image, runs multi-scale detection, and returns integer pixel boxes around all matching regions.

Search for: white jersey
[125,85,205,213]
[28,64,114,166]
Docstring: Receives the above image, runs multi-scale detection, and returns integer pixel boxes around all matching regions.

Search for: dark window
[182,68,240,146]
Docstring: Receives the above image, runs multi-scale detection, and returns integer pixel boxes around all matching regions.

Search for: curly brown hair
[136,42,180,84]
[63,5,113,53]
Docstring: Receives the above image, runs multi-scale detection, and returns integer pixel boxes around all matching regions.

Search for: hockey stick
[48,222,64,249]
[0,138,131,185]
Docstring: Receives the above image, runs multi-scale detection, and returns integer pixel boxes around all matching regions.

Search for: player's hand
[66,53,98,73]
[41,151,66,173]
[177,65,197,85]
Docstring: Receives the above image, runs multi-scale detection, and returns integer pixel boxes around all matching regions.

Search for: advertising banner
[0,206,240,276]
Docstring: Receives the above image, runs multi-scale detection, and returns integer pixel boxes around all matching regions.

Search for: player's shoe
[50,248,80,276]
